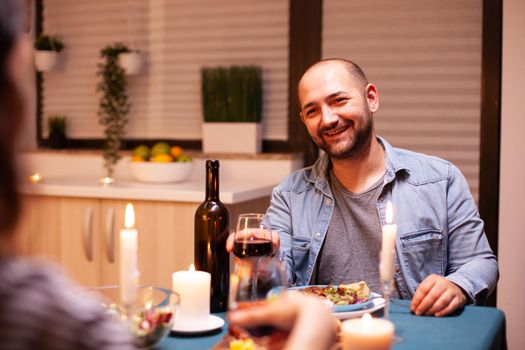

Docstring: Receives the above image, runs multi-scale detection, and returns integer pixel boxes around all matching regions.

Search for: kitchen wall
[498,0,525,347]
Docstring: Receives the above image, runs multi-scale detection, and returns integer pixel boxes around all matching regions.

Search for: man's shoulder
[391,146,454,185]
[274,164,316,193]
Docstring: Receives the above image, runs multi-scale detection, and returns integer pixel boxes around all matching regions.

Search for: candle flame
[362,312,373,328]
[29,173,42,183]
[189,264,195,272]
[386,201,394,224]
[125,203,135,228]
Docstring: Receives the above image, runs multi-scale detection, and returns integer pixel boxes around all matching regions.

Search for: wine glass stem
[383,281,392,320]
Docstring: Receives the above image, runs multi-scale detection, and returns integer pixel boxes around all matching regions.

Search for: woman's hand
[228,292,336,350]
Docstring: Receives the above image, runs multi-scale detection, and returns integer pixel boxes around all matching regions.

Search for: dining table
[159,300,506,350]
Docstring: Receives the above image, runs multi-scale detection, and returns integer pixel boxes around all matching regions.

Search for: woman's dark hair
[0,0,24,240]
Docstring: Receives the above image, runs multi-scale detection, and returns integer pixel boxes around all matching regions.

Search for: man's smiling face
[298,61,378,160]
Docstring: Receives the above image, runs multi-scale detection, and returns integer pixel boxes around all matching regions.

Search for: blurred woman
[0,1,133,348]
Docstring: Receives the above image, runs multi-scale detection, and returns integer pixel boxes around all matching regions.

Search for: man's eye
[334,97,347,105]
[304,108,318,117]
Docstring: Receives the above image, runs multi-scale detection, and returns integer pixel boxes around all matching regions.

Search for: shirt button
[395,267,400,273]
[316,232,321,238]
[325,199,332,205]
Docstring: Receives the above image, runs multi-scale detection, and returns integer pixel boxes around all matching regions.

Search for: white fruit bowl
[129,161,193,183]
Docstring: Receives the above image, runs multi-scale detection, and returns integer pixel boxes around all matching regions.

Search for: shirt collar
[306,136,410,187]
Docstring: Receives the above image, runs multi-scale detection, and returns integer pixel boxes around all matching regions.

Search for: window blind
[42,0,289,141]
[323,0,482,199]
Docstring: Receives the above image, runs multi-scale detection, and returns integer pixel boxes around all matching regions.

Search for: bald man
[262,59,497,316]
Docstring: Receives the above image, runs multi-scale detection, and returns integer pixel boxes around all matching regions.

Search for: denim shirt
[267,137,498,304]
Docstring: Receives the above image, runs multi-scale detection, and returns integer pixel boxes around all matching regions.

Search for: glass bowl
[79,285,179,349]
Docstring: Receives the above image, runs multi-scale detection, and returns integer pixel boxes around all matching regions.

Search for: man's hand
[225,229,281,254]
[410,274,467,317]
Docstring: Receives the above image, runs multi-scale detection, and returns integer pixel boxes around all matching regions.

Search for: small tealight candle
[172,264,211,329]
[380,201,397,282]
[341,313,394,350]
[119,203,139,306]
[100,176,114,185]
[29,172,43,183]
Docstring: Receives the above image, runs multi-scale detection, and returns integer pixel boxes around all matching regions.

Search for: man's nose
[321,106,338,126]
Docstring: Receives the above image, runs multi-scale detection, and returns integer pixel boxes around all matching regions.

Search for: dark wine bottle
[194,160,229,312]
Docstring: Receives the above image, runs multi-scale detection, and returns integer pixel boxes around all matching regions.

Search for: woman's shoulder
[0,257,132,349]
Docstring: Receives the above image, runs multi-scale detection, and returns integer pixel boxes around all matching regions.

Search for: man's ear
[365,83,379,113]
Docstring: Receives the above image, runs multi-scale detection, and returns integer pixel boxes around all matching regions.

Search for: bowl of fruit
[129,142,193,183]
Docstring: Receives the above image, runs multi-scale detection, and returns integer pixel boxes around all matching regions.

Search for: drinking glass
[229,214,286,338]
[233,213,274,258]
[229,256,287,337]
[379,249,395,320]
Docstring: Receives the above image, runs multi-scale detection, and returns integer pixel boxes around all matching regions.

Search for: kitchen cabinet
[16,195,270,290]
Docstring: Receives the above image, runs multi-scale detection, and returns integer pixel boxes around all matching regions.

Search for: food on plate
[229,338,257,350]
[298,281,370,305]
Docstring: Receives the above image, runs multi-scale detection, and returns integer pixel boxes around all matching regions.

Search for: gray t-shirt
[314,169,385,294]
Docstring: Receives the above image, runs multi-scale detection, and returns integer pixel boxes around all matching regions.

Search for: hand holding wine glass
[232,213,275,258]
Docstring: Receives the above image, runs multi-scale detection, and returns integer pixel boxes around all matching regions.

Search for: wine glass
[228,255,287,337]
[379,250,395,320]
[233,213,274,258]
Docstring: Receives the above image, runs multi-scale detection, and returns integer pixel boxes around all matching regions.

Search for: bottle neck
[205,165,219,201]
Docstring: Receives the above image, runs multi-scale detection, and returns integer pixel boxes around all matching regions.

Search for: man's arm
[444,164,499,302]
[412,164,499,316]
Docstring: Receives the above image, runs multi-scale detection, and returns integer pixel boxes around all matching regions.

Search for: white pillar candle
[341,313,394,350]
[380,201,397,282]
[119,203,139,306]
[172,264,211,328]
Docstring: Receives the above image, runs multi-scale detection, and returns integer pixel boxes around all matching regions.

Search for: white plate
[171,314,225,334]
[333,297,385,320]
[288,286,383,314]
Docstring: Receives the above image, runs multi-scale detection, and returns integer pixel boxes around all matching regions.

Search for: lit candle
[341,313,394,350]
[29,172,43,183]
[380,201,397,282]
[119,203,139,306]
[99,176,114,185]
[172,264,211,329]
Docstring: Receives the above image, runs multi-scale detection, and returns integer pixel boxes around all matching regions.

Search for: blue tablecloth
[159,300,506,350]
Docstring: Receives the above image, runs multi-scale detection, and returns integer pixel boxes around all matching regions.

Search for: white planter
[34,51,58,72]
[202,122,262,154]
[118,52,143,75]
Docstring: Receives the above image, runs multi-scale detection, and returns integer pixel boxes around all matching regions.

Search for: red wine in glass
[233,238,273,258]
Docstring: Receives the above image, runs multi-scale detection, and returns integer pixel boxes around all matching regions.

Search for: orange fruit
[131,155,145,162]
[151,154,173,163]
[170,146,183,158]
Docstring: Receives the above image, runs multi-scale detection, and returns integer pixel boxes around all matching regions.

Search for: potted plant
[118,49,144,75]
[201,65,262,154]
[97,42,131,179]
[47,115,67,149]
[34,34,64,72]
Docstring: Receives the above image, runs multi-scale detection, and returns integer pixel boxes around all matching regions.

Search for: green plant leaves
[97,42,131,177]
[201,66,262,123]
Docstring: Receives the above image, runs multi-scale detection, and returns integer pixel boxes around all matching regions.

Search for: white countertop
[17,152,303,203]
[20,176,276,204]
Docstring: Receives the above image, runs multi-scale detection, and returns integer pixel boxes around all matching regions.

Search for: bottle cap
[206,160,220,169]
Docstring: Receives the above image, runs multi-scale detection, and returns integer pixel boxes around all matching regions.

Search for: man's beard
[314,110,374,160]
